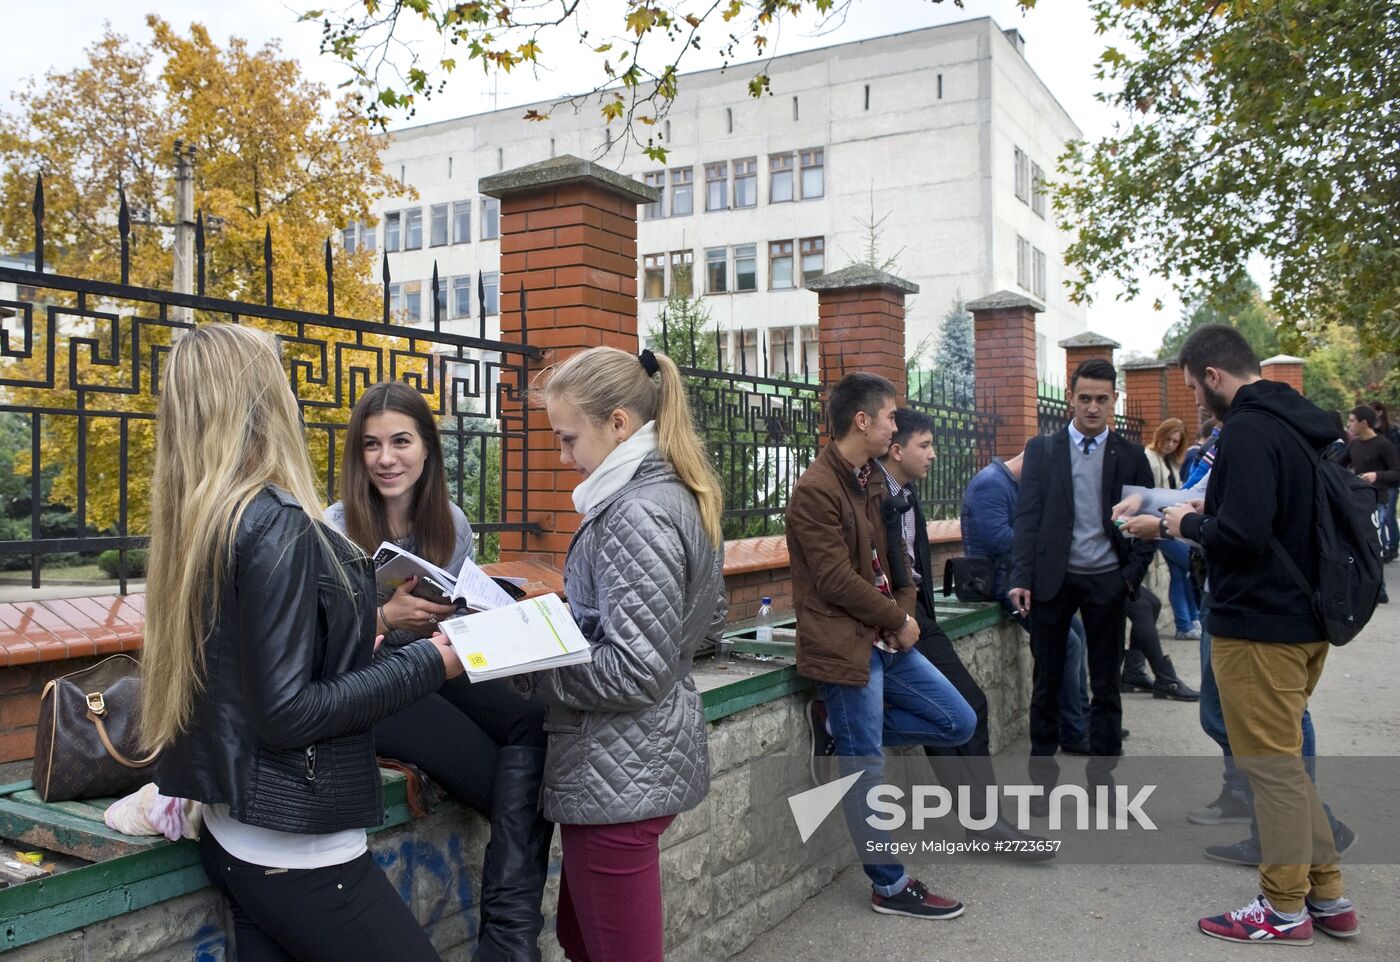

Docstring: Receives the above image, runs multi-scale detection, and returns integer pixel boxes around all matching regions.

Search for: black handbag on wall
[942,556,997,603]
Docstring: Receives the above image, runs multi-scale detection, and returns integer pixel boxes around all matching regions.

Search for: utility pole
[172,141,197,321]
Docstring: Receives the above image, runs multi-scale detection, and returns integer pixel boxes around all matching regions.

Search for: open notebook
[438,593,593,682]
[373,542,525,611]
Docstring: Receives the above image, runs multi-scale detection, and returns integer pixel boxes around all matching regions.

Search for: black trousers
[374,673,546,816]
[200,829,439,962]
[1028,570,1127,789]
[915,597,997,819]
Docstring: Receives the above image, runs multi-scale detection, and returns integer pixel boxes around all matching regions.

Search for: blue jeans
[1059,616,1090,745]
[1381,487,1398,554]
[1158,539,1200,632]
[822,646,977,894]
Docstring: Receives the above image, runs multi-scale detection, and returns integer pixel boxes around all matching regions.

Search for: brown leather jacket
[785,444,914,685]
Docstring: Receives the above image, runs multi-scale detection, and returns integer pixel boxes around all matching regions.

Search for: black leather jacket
[154,486,445,834]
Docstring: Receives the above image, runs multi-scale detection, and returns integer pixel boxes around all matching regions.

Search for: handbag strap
[85,699,160,768]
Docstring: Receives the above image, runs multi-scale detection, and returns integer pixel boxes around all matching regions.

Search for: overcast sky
[1,0,1210,356]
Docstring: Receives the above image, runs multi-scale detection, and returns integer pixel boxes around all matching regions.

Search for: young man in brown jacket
[787,373,976,920]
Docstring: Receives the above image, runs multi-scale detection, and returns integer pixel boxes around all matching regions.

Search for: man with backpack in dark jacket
[1161,326,1360,945]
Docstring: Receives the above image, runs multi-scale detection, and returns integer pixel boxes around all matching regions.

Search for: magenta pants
[556,814,676,962]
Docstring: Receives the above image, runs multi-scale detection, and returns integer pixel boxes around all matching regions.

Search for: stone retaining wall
[8,616,1029,961]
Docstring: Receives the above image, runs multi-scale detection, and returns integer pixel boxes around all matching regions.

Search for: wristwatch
[1159,516,1171,539]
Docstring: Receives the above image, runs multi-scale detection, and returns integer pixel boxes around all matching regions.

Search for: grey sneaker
[1187,788,1252,825]
[1204,837,1260,866]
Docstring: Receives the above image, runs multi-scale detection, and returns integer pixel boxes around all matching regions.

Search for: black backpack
[1265,418,1383,645]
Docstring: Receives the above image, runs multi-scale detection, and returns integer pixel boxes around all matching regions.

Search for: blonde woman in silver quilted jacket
[533,345,726,962]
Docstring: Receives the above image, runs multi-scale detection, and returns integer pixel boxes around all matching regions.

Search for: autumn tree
[1055,0,1399,353]
[309,0,1009,160]
[0,18,403,535]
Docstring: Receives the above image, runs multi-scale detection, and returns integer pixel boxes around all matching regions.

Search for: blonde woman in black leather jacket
[141,324,462,962]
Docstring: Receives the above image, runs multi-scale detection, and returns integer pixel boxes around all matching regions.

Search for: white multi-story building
[357,17,1086,380]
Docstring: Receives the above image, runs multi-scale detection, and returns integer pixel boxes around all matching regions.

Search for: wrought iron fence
[0,178,540,591]
[653,318,997,538]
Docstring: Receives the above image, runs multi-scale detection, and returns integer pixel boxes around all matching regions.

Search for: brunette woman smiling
[325,381,551,962]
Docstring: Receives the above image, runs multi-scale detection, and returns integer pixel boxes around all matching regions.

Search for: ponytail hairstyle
[141,323,350,752]
[338,381,456,567]
[538,346,723,546]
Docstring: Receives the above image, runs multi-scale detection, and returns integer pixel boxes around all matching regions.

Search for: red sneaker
[1199,894,1313,945]
[870,879,964,920]
[1306,896,1360,939]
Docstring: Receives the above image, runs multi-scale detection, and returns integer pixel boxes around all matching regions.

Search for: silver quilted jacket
[534,454,724,825]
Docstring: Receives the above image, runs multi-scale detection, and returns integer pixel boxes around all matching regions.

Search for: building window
[864,85,870,110]
[800,148,824,199]
[705,162,728,211]
[434,278,448,319]
[937,73,943,99]
[1033,247,1047,299]
[388,281,402,316]
[404,280,423,322]
[792,96,799,121]
[670,250,694,297]
[361,220,376,252]
[733,158,757,208]
[430,204,449,247]
[663,120,671,142]
[452,274,471,317]
[769,240,795,290]
[385,211,401,252]
[1016,235,1031,290]
[643,254,666,300]
[769,152,795,204]
[800,236,825,285]
[1014,147,1030,204]
[705,247,727,294]
[725,107,733,133]
[643,171,666,219]
[481,198,500,240]
[452,200,472,243]
[1031,163,1046,218]
[448,156,453,178]
[404,208,423,250]
[482,272,500,316]
[734,243,757,292]
[670,167,693,216]
[800,324,819,377]
[341,224,357,253]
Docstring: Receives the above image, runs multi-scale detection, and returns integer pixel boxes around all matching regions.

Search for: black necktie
[1081,435,1094,456]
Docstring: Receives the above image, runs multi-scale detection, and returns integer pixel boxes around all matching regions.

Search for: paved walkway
[733,601,1400,961]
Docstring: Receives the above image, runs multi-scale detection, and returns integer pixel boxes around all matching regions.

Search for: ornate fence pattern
[0,179,540,590]
[907,370,999,520]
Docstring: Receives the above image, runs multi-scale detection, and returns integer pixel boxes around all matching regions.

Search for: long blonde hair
[538,347,723,545]
[141,323,341,751]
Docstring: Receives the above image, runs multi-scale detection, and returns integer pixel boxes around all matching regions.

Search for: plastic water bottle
[756,597,774,643]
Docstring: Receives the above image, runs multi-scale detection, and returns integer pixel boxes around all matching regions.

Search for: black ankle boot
[1120,669,1155,693]
[472,747,553,962]
[1151,655,1200,702]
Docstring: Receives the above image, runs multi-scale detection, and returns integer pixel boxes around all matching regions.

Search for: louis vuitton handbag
[31,653,160,802]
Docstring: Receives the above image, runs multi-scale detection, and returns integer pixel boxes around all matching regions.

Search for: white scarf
[571,421,659,516]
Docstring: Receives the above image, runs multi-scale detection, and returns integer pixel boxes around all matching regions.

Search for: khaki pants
[1212,637,1343,912]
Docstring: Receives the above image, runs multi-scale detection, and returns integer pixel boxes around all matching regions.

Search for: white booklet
[372,542,524,611]
[438,593,593,682]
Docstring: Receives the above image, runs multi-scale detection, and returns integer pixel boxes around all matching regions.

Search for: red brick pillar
[1059,331,1120,390]
[968,291,1041,459]
[1122,360,1168,432]
[1261,354,1306,395]
[1162,359,1203,430]
[805,265,917,397]
[480,157,658,567]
